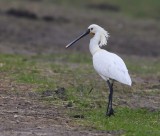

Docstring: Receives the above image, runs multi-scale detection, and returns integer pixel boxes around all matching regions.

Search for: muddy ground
[0,0,160,136]
[0,78,125,136]
[0,76,159,136]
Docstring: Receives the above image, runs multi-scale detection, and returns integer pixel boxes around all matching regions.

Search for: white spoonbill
[66,24,132,116]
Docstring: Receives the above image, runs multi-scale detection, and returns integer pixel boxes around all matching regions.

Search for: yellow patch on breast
[90,32,95,36]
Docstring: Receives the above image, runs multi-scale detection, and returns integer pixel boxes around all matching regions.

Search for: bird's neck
[89,33,101,56]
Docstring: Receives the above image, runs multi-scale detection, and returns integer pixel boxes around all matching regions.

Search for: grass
[47,0,160,19]
[0,53,159,136]
[1,0,159,19]
[126,57,160,75]
[77,108,159,136]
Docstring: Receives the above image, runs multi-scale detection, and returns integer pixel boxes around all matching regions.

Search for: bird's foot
[106,108,114,117]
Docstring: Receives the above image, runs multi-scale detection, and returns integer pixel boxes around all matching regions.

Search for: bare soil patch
[0,79,118,136]
[0,74,159,135]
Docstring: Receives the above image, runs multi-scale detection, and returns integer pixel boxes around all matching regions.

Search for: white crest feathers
[98,27,109,47]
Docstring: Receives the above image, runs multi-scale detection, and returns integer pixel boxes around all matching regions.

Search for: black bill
[66,29,90,48]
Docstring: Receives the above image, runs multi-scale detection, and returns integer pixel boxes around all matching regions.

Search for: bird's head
[66,24,109,48]
[88,24,109,47]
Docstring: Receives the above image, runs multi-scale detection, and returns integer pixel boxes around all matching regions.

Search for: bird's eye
[90,28,93,30]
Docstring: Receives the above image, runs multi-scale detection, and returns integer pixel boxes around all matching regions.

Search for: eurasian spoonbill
[66,24,132,116]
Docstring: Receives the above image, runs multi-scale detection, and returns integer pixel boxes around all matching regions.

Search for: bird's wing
[93,50,132,86]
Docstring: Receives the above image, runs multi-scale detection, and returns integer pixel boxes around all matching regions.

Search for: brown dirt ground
[0,74,159,136]
[0,79,117,136]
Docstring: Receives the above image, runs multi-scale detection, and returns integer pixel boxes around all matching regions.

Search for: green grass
[1,0,160,19]
[88,108,159,136]
[126,57,160,75]
[47,0,160,19]
[0,53,159,136]
[106,0,160,19]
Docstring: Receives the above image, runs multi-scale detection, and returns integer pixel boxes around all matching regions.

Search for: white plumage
[93,50,131,86]
[66,24,132,116]
[88,24,131,86]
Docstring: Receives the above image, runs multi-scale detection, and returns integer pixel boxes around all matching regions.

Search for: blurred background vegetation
[51,0,160,19]
[0,0,160,56]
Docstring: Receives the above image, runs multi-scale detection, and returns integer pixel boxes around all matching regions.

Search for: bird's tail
[124,73,132,86]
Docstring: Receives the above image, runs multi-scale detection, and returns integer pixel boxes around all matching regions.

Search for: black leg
[106,92,110,113]
[106,80,114,117]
